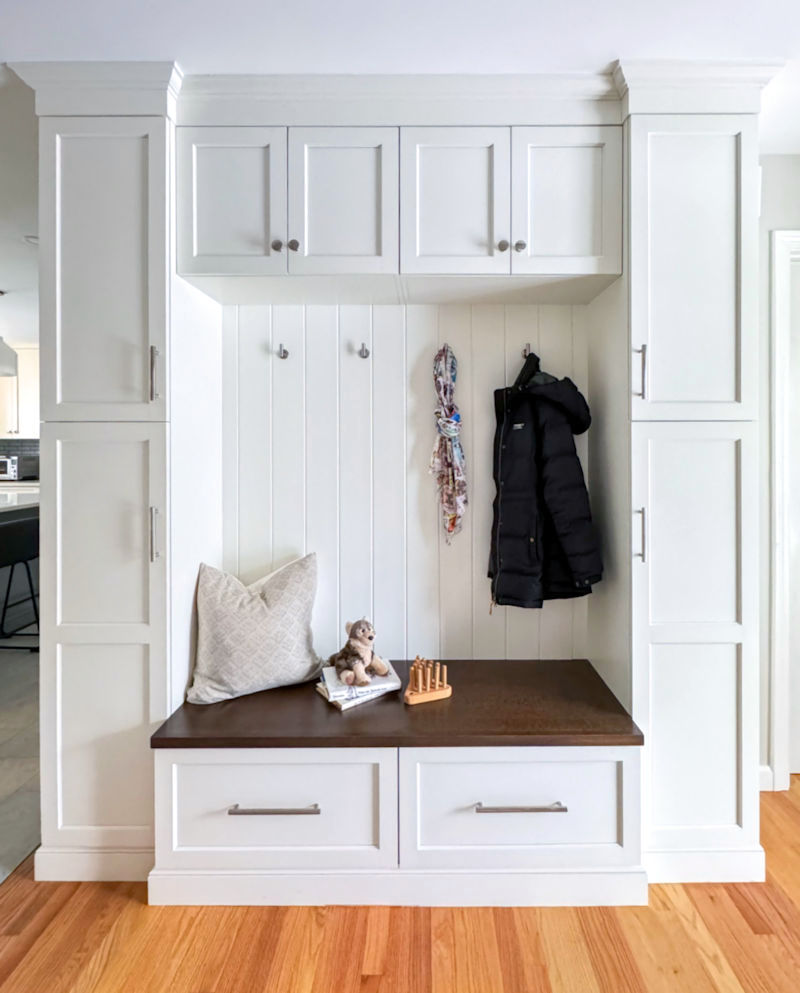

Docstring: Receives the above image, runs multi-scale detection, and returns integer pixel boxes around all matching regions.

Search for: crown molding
[613,59,784,116]
[176,72,623,126]
[8,62,184,118]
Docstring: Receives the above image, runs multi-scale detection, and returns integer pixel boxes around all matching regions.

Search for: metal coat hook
[358,342,370,359]
[522,343,531,358]
[277,343,289,360]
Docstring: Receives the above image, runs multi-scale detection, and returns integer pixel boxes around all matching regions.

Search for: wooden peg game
[404,656,452,705]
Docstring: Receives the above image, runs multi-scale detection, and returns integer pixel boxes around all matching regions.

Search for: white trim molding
[644,847,766,883]
[760,764,775,791]
[8,62,184,119]
[35,847,154,882]
[768,230,800,792]
[614,59,783,116]
[148,867,649,907]
[177,72,623,126]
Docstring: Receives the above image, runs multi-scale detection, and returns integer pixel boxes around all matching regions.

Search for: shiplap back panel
[223,304,590,661]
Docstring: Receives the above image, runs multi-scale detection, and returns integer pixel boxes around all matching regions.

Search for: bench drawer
[155,748,398,869]
[399,746,640,869]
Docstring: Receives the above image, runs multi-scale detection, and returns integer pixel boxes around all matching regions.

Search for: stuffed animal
[329,619,390,686]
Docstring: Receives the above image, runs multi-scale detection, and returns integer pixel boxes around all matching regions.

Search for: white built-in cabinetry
[0,345,39,438]
[626,114,762,881]
[15,61,772,891]
[629,116,758,421]
[39,117,168,422]
[178,124,622,278]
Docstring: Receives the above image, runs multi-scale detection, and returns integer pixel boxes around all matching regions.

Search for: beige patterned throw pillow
[187,554,321,704]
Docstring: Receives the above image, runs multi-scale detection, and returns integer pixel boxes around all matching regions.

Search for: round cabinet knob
[497,240,510,252]
[514,240,527,253]
[287,239,300,252]
[271,239,284,252]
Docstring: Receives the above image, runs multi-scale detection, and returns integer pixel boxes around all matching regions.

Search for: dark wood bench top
[151,659,642,749]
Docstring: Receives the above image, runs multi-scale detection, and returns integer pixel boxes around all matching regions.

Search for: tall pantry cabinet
[22,66,224,880]
[627,114,762,880]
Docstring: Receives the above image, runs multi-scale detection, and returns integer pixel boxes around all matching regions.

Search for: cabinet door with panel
[629,115,758,420]
[39,117,168,421]
[511,126,622,275]
[177,126,288,276]
[287,128,399,274]
[39,422,168,851]
[400,127,510,275]
[631,421,760,873]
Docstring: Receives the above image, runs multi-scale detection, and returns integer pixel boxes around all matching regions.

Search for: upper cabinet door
[287,128,399,274]
[629,115,758,420]
[177,126,287,276]
[511,126,622,275]
[401,127,511,275]
[40,117,168,421]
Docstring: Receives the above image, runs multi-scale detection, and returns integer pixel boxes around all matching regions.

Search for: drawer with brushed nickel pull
[399,746,641,870]
[154,748,398,870]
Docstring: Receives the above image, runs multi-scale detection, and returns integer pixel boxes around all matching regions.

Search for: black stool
[0,512,39,650]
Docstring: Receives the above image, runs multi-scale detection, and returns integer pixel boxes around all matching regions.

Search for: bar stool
[0,512,39,650]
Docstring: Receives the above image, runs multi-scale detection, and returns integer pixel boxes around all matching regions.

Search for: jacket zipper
[491,388,509,608]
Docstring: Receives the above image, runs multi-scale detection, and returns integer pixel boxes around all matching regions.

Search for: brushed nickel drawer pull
[227,803,321,816]
[475,801,568,814]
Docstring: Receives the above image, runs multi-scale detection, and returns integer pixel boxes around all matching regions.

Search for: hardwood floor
[2,780,800,992]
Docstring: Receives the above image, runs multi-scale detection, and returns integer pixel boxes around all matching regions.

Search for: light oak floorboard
[2,781,800,991]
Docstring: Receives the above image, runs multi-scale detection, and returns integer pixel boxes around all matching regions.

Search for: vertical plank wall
[222,304,591,661]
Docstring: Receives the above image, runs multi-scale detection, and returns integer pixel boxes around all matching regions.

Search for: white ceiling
[1,0,800,345]
[1,0,800,148]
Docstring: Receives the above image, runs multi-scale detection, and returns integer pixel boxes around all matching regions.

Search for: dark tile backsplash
[0,439,39,457]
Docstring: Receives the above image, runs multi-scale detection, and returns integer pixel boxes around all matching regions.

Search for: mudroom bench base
[149,660,646,907]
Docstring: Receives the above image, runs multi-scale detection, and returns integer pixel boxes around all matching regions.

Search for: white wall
[0,68,37,345]
[222,303,594,662]
[759,155,800,770]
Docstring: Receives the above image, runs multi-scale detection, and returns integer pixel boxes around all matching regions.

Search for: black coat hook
[358,342,370,359]
[277,343,289,359]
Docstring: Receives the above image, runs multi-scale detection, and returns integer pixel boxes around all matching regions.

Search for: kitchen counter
[0,490,39,514]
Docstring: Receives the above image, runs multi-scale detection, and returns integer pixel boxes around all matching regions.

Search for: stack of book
[315,661,402,711]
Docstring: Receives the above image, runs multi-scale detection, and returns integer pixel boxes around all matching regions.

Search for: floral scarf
[430,344,468,541]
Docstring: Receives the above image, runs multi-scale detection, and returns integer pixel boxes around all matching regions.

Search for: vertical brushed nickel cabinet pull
[149,346,160,402]
[149,507,160,563]
[633,344,647,399]
[635,507,647,563]
[227,803,321,816]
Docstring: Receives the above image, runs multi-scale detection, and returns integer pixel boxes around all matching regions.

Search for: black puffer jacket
[488,353,602,608]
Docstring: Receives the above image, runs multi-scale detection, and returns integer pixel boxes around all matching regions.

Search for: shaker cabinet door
[629,115,758,420]
[511,126,622,275]
[631,421,759,870]
[401,127,511,275]
[39,421,168,852]
[287,127,399,274]
[40,117,168,421]
[177,126,288,276]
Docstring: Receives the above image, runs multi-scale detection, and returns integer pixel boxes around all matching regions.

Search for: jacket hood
[523,377,592,435]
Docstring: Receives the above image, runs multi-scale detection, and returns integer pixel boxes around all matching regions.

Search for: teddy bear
[328,619,390,686]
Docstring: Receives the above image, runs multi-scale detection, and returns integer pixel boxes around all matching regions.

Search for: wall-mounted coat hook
[358,342,370,359]
[522,343,531,358]
[277,343,289,360]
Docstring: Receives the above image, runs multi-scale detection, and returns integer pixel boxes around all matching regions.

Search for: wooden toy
[404,656,452,705]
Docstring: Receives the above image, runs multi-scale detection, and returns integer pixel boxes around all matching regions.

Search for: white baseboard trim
[148,866,649,907]
[35,847,154,881]
[760,764,775,790]
[644,847,765,883]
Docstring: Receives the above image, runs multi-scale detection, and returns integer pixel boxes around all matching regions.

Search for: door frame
[768,230,800,791]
